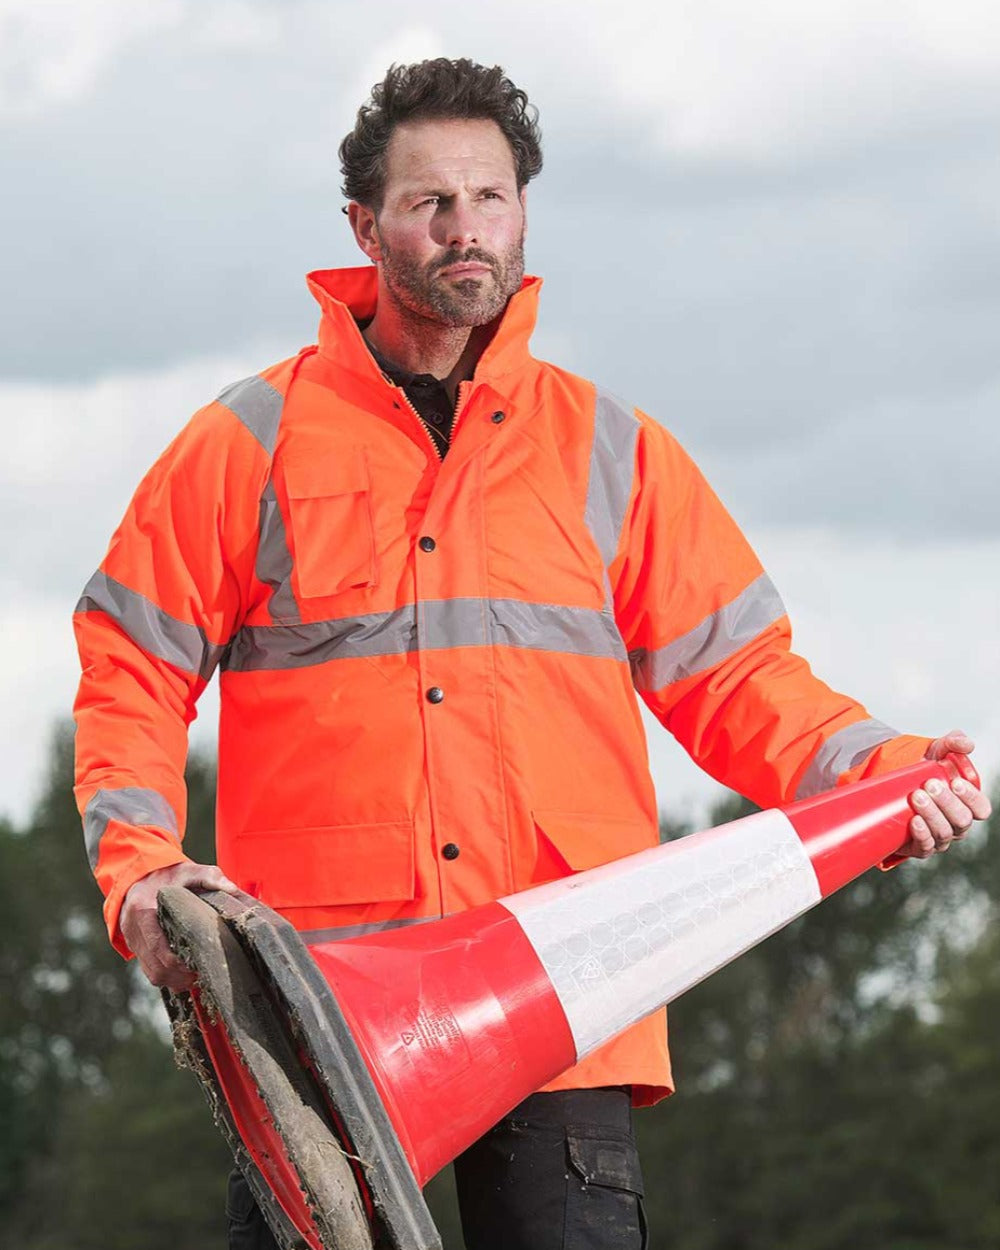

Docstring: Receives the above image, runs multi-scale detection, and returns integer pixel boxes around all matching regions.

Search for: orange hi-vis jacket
[74,267,930,1103]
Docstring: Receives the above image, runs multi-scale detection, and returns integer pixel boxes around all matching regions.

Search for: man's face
[354,117,526,328]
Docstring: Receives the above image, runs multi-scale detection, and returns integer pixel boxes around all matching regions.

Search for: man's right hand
[119,861,240,991]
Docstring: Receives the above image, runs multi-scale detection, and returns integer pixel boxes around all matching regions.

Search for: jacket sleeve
[610,413,930,810]
[73,388,273,955]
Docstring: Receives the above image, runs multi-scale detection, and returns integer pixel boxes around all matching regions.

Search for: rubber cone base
[158,887,441,1250]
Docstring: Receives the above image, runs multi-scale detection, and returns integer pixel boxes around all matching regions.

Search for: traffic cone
[159,752,978,1250]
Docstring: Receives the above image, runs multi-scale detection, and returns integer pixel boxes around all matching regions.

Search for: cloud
[646,525,1000,826]
[522,0,1000,161]
[2,3,998,825]
[695,374,1000,540]
[1,348,282,593]
[0,349,265,826]
[341,28,447,119]
[0,0,185,119]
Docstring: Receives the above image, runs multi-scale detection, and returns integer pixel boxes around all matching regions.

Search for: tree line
[2,726,996,1248]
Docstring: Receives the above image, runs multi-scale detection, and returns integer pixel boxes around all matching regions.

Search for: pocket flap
[282,447,377,596]
[284,448,370,499]
[235,821,414,908]
[567,1130,644,1195]
[532,810,650,872]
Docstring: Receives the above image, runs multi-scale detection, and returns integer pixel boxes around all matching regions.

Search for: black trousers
[227,1087,647,1250]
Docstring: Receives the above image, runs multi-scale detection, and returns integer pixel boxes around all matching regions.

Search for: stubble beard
[379,231,526,329]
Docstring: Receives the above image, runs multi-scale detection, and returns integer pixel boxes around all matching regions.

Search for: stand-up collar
[306,266,543,385]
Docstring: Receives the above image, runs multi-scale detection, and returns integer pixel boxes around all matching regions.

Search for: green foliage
[0,724,228,1248]
[639,783,1000,1250]
[3,727,997,1248]
[10,1024,231,1250]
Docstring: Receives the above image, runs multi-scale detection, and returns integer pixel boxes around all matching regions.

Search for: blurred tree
[3,727,996,1248]
[1,724,229,1248]
[638,783,999,1250]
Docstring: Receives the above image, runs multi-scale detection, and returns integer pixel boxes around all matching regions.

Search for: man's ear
[348,202,381,264]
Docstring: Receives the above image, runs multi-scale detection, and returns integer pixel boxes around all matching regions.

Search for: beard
[378,231,526,329]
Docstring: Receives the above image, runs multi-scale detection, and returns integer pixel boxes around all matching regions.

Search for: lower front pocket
[233,820,415,909]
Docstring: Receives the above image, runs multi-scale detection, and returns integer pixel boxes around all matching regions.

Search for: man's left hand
[901,730,992,859]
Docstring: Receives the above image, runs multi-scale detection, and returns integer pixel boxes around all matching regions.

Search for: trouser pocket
[454,1087,647,1250]
[565,1126,647,1250]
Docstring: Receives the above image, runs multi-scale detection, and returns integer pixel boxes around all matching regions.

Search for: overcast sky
[3,0,998,831]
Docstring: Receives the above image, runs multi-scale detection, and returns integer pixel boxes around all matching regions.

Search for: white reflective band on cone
[500,809,821,1059]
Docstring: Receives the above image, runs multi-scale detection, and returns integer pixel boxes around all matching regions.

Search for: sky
[3,0,999,832]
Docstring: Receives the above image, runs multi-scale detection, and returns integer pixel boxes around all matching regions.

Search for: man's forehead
[384,118,517,189]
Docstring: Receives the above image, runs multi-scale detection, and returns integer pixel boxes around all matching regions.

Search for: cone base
[158,887,441,1250]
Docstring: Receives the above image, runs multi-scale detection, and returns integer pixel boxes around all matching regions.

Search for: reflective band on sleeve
[500,808,821,1060]
[300,915,443,945]
[83,786,179,871]
[256,479,300,624]
[630,571,786,693]
[584,389,639,568]
[76,570,226,680]
[795,717,899,799]
[224,598,627,672]
[216,375,284,454]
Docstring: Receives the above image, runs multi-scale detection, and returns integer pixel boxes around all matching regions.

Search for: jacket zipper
[395,387,444,460]
[451,380,473,441]
[394,379,474,461]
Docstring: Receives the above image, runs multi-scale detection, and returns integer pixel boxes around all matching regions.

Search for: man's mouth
[437,261,494,279]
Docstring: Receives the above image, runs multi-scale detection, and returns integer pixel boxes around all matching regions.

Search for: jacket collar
[306,266,543,387]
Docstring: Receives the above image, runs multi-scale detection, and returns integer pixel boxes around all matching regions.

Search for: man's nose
[442,199,478,247]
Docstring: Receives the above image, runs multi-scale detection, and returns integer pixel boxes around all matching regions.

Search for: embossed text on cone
[160,752,977,1250]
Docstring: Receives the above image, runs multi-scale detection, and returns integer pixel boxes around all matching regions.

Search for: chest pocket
[285,450,378,599]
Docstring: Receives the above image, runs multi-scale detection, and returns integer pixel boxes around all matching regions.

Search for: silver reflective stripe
[584,388,639,568]
[218,375,292,622]
[83,787,179,871]
[487,598,626,660]
[76,570,226,681]
[630,572,786,693]
[256,479,300,624]
[224,598,627,672]
[795,718,899,800]
[216,375,283,454]
[226,605,415,671]
[298,915,442,944]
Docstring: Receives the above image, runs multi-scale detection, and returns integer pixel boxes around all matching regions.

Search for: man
[73,58,990,1250]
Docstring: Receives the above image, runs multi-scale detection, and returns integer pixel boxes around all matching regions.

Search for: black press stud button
[426,686,445,704]
[442,842,460,860]
[491,410,506,424]
[418,536,436,553]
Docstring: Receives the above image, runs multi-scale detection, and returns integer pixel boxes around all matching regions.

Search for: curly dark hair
[339,58,543,209]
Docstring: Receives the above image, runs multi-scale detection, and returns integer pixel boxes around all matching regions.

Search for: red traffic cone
[159,752,978,1250]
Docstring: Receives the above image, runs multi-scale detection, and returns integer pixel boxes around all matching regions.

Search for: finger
[125,905,186,978]
[158,960,196,992]
[911,787,958,849]
[132,918,195,990]
[906,814,936,858]
[140,944,196,991]
[926,730,975,760]
[168,862,240,894]
[923,777,975,836]
[951,776,993,822]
